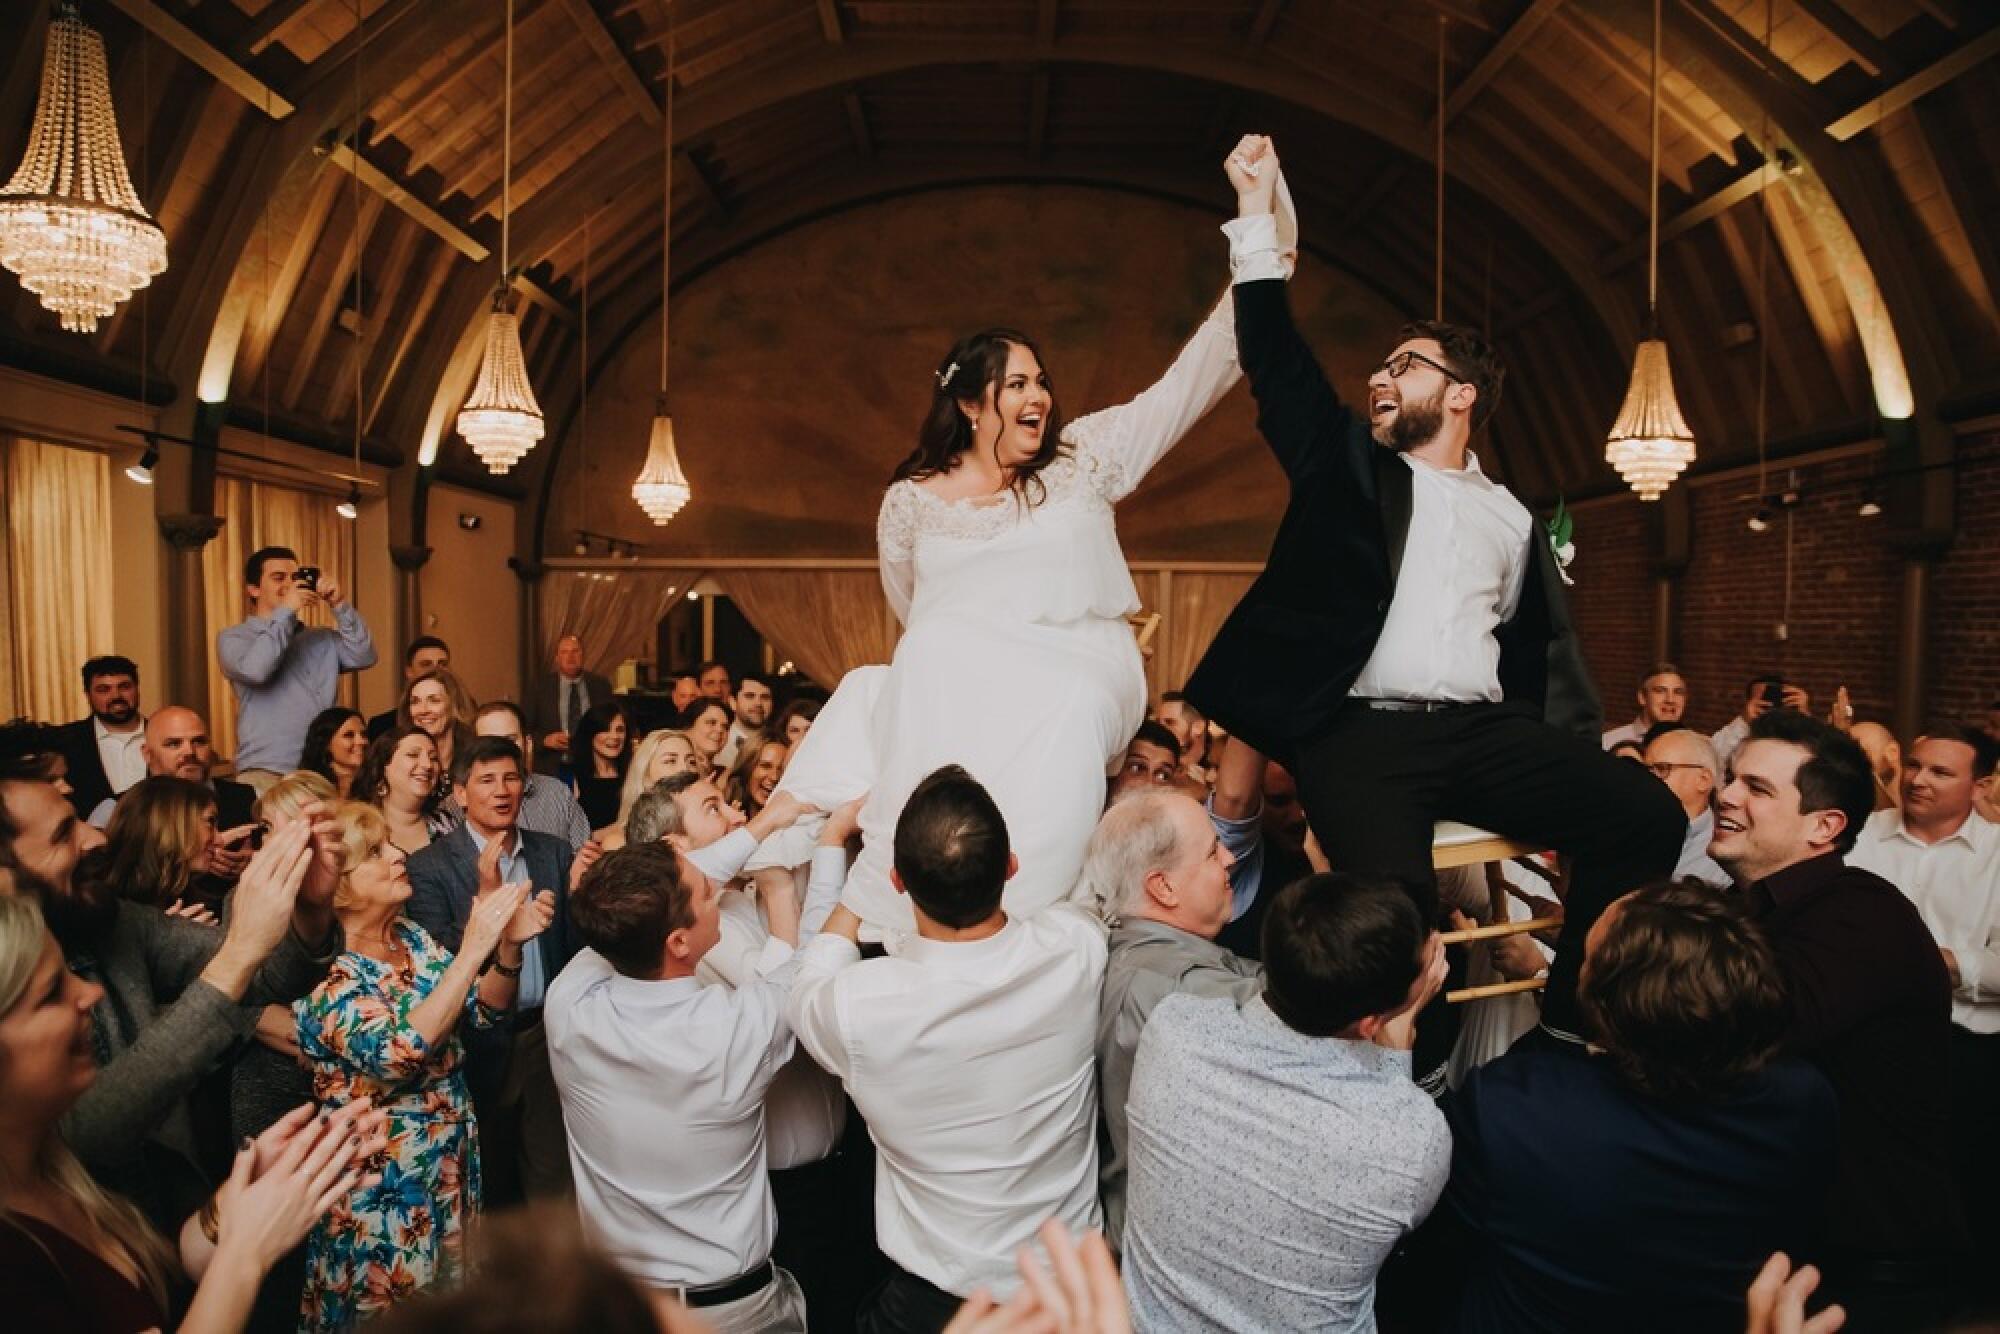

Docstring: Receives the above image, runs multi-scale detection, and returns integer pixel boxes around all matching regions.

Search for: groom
[1186,138,1684,1045]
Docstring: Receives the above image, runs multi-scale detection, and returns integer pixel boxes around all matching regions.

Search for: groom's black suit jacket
[1184,278,1601,767]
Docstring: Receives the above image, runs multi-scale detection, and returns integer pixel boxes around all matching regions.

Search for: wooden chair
[1431,820,1559,1004]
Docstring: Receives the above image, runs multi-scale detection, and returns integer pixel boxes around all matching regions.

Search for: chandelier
[0,3,168,334]
[1604,0,1695,502]
[457,296,543,472]
[633,407,692,523]
[455,0,543,472]
[631,16,693,526]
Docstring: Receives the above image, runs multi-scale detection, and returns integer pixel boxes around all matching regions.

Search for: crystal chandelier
[457,297,543,472]
[1604,0,1695,502]
[633,406,691,522]
[455,0,543,473]
[631,17,692,526]
[0,3,169,334]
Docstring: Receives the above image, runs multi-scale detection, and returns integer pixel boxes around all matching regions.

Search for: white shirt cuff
[1222,214,1288,284]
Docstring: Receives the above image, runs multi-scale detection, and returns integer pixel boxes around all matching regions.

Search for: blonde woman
[0,891,377,1334]
[294,802,551,1329]
[614,730,702,826]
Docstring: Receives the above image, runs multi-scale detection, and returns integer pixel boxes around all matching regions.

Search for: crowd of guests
[2,553,1996,1334]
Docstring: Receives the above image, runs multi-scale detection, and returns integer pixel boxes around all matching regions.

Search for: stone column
[390,545,433,658]
[158,515,225,712]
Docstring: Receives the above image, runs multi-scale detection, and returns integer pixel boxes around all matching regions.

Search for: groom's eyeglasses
[1376,350,1463,382]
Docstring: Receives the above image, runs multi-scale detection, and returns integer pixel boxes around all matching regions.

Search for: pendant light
[1603,0,1696,502]
[631,19,691,526]
[0,2,169,334]
[456,0,544,473]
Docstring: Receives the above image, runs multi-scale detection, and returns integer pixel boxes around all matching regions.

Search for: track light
[1857,497,1882,518]
[125,444,158,485]
[574,533,590,556]
[1747,507,1773,534]
[335,484,360,521]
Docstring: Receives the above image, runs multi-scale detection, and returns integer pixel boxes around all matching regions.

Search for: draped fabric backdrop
[1156,572,1257,698]
[713,571,899,689]
[0,436,114,721]
[538,569,702,680]
[202,476,358,764]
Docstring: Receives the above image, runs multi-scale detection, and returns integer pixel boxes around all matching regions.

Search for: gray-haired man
[1085,788,1260,1246]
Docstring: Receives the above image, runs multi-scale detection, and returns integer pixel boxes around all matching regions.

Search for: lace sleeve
[876,483,920,625]
[1064,288,1241,504]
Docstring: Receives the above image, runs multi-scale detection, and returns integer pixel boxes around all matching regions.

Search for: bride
[774,136,1293,932]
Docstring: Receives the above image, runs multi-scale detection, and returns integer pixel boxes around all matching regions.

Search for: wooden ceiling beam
[1709,205,1817,432]
[240,167,347,392]
[1442,0,1567,125]
[843,89,874,159]
[1246,0,1286,53]
[555,0,660,124]
[98,0,296,116]
[284,190,385,411]
[286,0,428,105]
[677,149,731,221]
[1785,0,1897,78]
[467,94,625,219]
[818,0,845,44]
[1553,11,1736,164]
[323,209,423,423]
[239,0,330,57]
[1825,25,2000,141]
[365,239,453,432]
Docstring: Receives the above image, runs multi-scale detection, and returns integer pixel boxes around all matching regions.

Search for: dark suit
[52,717,122,819]
[405,822,577,1202]
[211,777,257,829]
[364,708,398,741]
[1184,278,1684,1037]
[523,671,613,775]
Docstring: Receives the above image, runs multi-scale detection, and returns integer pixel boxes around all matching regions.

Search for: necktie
[566,680,583,734]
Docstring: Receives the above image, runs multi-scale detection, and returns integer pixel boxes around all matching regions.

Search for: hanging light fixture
[631,17,691,526]
[456,0,543,473]
[0,2,169,334]
[1604,0,1695,502]
[124,442,158,485]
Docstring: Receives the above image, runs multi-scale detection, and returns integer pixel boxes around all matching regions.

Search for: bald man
[1640,728,1729,889]
[1849,721,1903,813]
[90,706,258,827]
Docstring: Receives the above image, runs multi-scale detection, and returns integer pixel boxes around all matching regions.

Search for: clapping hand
[944,1220,1132,1334]
[503,888,555,946]
[224,819,315,960]
[167,898,219,927]
[464,881,531,961]
[570,837,604,891]
[285,800,344,911]
[475,834,506,896]
[1745,1252,1845,1334]
[213,1103,380,1273]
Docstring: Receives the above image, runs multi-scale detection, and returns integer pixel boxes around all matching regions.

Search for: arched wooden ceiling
[1,0,1996,553]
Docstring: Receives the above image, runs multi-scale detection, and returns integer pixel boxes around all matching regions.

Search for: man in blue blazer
[407,734,577,1203]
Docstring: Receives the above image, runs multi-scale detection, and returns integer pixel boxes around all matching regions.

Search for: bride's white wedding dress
[767,290,1244,932]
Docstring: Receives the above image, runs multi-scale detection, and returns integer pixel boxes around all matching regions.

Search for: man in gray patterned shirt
[1121,872,1451,1332]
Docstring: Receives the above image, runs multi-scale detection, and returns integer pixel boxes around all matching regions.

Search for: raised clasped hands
[463,880,530,960]
[1225,133,1278,214]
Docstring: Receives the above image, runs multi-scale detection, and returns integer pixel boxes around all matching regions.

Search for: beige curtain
[202,476,358,762]
[537,568,700,680]
[0,436,114,721]
[1153,572,1256,699]
[714,570,899,687]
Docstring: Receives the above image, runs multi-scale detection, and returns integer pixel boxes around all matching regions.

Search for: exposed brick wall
[1567,427,2000,738]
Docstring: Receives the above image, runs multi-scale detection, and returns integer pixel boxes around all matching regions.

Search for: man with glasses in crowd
[1640,726,1730,889]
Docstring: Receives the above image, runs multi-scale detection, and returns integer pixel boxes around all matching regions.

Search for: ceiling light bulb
[1857,498,1882,518]
[335,484,359,520]
[1747,507,1772,534]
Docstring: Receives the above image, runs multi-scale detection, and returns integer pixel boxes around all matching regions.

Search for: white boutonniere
[1546,499,1576,586]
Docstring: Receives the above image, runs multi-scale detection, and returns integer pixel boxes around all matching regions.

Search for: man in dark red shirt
[1712,710,1967,1330]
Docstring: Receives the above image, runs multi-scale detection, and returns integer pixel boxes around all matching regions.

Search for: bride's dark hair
[891,328,1067,504]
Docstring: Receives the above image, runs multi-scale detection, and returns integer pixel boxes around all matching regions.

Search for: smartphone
[1761,681,1790,712]
[293,566,321,592]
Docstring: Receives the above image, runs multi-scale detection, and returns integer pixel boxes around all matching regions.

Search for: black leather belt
[1355,697,1482,714]
[674,1260,774,1309]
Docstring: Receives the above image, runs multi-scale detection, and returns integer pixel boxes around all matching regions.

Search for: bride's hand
[1225,134,1278,215]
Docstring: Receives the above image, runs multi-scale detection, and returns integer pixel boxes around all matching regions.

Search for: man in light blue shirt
[216,545,375,788]
[1122,873,1452,1333]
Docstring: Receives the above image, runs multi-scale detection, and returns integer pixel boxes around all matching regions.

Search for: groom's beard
[37,847,123,952]
[1372,382,1448,453]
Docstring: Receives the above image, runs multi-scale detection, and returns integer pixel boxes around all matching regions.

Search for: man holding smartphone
[217,546,376,793]
[1711,674,1811,769]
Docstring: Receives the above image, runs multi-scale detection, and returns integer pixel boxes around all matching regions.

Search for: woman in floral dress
[293,802,552,1331]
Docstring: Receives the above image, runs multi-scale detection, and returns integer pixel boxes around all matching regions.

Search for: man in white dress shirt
[1183,138,1683,1050]
[547,838,842,1332]
[1847,722,2000,1253]
[788,765,1106,1333]
[52,654,147,821]
[1601,663,1688,751]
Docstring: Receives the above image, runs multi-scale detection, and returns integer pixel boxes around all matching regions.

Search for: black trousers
[1949,1027,2000,1263]
[854,1260,964,1334]
[1295,700,1687,1039]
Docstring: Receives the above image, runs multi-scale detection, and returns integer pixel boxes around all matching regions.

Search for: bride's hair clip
[935,361,960,391]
